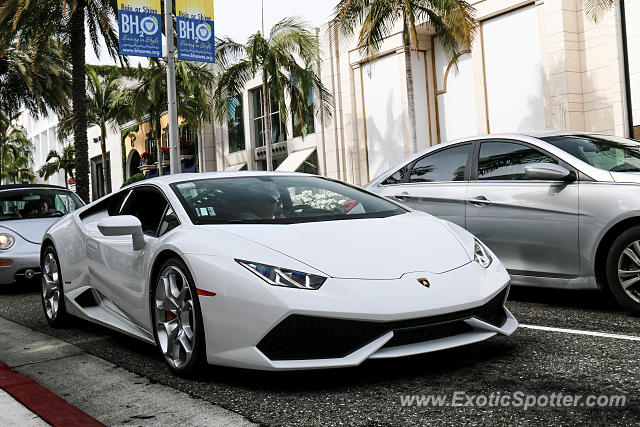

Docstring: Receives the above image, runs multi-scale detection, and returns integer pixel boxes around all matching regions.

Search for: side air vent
[75,289,99,308]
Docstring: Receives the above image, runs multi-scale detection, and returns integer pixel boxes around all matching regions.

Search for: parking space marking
[520,324,640,341]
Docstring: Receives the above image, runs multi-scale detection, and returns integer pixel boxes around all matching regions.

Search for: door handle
[394,192,413,200]
[468,196,492,206]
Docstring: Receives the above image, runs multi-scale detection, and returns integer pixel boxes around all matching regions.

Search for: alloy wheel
[42,252,60,320]
[155,266,196,369]
[617,240,640,304]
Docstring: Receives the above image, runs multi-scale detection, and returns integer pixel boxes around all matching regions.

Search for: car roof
[0,184,69,191]
[451,130,593,142]
[127,171,317,187]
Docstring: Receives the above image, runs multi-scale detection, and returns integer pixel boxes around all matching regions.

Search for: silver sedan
[366,132,640,313]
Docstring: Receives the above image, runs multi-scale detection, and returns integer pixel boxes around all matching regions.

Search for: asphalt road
[0,282,638,426]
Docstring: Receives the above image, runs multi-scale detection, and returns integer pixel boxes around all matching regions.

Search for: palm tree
[58,69,130,195]
[331,0,477,152]
[0,37,71,120]
[124,59,214,173]
[1,0,121,202]
[213,18,334,170]
[38,145,76,188]
[0,124,35,184]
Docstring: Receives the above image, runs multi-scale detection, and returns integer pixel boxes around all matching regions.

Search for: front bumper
[189,255,517,371]
[0,240,41,285]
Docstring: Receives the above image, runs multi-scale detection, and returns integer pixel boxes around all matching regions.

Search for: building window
[179,125,197,157]
[293,87,315,138]
[250,87,286,148]
[228,97,245,153]
[145,134,157,162]
[258,158,283,171]
[91,153,111,201]
[161,129,168,149]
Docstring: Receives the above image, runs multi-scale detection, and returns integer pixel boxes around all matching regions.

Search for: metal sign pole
[164,0,181,175]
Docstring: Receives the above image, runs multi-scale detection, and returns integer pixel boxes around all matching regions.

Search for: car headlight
[236,259,327,290]
[0,233,15,250]
[474,239,493,268]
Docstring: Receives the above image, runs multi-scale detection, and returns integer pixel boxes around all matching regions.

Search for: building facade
[200,0,638,187]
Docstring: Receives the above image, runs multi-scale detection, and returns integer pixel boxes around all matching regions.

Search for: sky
[86,1,335,65]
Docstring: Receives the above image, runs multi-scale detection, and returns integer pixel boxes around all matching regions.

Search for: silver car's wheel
[154,265,196,370]
[617,240,640,304]
[606,226,640,314]
[42,252,60,319]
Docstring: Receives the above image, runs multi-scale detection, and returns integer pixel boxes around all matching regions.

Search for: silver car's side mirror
[525,163,573,181]
[97,215,145,251]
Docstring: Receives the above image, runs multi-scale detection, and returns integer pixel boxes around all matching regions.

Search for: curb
[0,361,103,427]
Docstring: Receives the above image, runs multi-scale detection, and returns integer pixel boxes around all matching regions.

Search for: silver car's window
[541,135,640,172]
[477,142,557,180]
[381,164,411,185]
[171,176,407,225]
[0,188,83,221]
[409,144,471,183]
[119,187,169,236]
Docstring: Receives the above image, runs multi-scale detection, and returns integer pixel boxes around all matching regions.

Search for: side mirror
[524,163,573,181]
[97,215,145,251]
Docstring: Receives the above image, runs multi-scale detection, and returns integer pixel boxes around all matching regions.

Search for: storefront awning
[276,147,317,172]
[225,162,247,172]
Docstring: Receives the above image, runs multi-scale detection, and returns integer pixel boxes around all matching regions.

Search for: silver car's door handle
[468,196,492,206]
[394,192,414,200]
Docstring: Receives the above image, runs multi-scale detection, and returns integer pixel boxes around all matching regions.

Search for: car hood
[215,212,472,279]
[0,218,59,244]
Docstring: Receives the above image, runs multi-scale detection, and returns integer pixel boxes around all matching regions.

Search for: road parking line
[520,324,640,341]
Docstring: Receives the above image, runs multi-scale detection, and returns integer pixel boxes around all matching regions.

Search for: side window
[382,164,411,185]
[54,193,81,214]
[477,141,557,181]
[119,187,169,236]
[158,207,180,236]
[409,144,471,183]
[79,190,129,223]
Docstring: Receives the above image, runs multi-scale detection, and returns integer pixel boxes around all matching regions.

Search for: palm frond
[582,0,613,22]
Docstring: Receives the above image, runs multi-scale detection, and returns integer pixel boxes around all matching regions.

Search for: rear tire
[151,257,206,376]
[40,245,69,327]
[605,226,640,314]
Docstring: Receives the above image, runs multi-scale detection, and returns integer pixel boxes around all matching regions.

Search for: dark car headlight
[0,233,15,250]
[236,259,327,290]
[474,239,493,269]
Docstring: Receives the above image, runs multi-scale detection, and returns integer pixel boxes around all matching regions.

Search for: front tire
[41,246,69,327]
[151,258,205,376]
[606,226,640,314]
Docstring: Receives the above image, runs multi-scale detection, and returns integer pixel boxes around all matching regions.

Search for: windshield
[0,188,84,221]
[171,175,407,225]
[541,135,640,172]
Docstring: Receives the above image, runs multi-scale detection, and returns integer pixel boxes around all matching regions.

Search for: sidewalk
[0,317,256,426]
[0,389,48,426]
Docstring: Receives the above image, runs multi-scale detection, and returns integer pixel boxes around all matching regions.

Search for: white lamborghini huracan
[41,173,517,374]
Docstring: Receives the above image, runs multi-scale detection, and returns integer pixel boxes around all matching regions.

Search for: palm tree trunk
[100,124,110,195]
[404,44,418,154]
[262,74,273,171]
[71,1,89,202]
[64,170,68,189]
